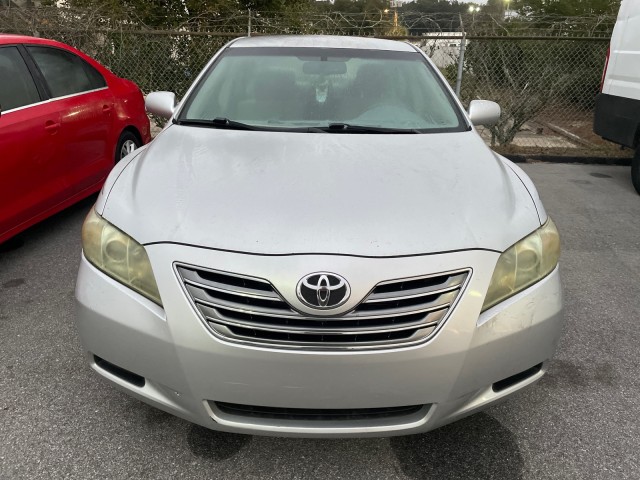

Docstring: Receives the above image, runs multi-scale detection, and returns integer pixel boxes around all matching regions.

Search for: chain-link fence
[0,6,621,156]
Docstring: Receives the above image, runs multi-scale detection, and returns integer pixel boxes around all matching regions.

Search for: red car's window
[0,46,41,112]
[27,46,104,98]
[82,60,106,89]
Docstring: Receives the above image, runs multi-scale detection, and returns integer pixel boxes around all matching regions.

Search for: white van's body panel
[602,0,640,100]
[594,0,640,194]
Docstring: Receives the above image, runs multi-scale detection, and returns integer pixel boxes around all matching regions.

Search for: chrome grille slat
[197,300,448,321]
[178,266,277,297]
[204,304,447,330]
[193,297,300,319]
[182,276,283,301]
[364,274,466,302]
[186,284,294,314]
[176,263,470,351]
[212,323,437,348]
[208,318,437,336]
[351,291,457,317]
[204,313,442,335]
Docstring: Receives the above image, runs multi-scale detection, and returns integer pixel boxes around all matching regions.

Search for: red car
[0,34,151,244]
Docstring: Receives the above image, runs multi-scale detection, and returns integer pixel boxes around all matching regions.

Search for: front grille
[213,401,425,421]
[176,264,469,350]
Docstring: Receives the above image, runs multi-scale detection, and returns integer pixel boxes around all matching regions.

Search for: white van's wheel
[633,150,640,195]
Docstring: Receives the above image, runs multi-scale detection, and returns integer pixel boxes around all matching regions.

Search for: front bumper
[75,245,563,438]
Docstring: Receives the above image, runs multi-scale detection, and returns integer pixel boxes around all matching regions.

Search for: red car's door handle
[44,120,60,134]
[102,105,112,114]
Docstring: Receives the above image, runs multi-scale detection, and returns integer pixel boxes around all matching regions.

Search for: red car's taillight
[600,45,610,92]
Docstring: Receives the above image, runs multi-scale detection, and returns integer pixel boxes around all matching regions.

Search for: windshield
[178,47,466,133]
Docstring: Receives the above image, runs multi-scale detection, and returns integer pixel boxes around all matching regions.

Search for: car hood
[100,125,541,256]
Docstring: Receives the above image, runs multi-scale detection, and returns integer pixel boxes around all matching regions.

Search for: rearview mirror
[145,91,176,120]
[468,100,501,127]
[303,61,347,75]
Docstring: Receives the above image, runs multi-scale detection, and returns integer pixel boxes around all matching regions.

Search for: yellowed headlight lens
[482,218,560,312]
[81,208,162,306]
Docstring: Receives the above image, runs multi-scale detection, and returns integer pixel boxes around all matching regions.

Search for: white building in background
[412,32,465,69]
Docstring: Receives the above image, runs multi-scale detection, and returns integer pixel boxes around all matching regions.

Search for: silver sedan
[74,35,563,437]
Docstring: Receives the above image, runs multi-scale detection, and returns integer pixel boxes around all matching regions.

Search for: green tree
[325,0,388,14]
[60,0,315,27]
[511,0,620,16]
[400,0,467,15]
[399,0,468,33]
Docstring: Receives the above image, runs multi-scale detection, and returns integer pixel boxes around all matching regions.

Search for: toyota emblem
[296,272,350,309]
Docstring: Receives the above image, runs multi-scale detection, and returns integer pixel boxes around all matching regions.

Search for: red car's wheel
[116,131,141,163]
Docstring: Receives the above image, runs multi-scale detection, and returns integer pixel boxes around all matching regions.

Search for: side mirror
[468,100,501,127]
[145,91,176,120]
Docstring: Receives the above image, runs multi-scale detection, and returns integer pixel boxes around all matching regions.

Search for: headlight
[81,208,162,306]
[482,218,560,312]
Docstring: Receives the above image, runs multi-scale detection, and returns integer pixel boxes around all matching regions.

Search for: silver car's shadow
[389,413,523,480]
[187,424,252,462]
[180,412,522,480]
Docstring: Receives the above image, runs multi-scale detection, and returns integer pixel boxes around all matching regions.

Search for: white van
[594,0,640,194]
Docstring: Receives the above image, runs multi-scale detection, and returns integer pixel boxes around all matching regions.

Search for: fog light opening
[94,355,146,388]
[492,363,543,392]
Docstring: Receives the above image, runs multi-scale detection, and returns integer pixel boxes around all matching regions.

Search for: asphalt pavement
[1,163,639,480]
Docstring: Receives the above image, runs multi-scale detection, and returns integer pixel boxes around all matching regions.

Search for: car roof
[0,34,112,72]
[229,35,416,52]
[1,34,55,45]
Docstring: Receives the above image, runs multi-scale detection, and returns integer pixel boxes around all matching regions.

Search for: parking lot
[1,162,639,480]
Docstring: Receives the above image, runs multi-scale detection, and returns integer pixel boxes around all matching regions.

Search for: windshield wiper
[317,123,421,134]
[175,117,262,131]
[175,119,420,134]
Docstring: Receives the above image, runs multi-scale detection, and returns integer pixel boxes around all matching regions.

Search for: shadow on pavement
[390,413,523,480]
[540,359,617,389]
[0,194,96,256]
[0,236,25,253]
[187,425,252,461]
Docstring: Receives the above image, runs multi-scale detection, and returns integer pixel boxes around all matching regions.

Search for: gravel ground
[1,163,639,480]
